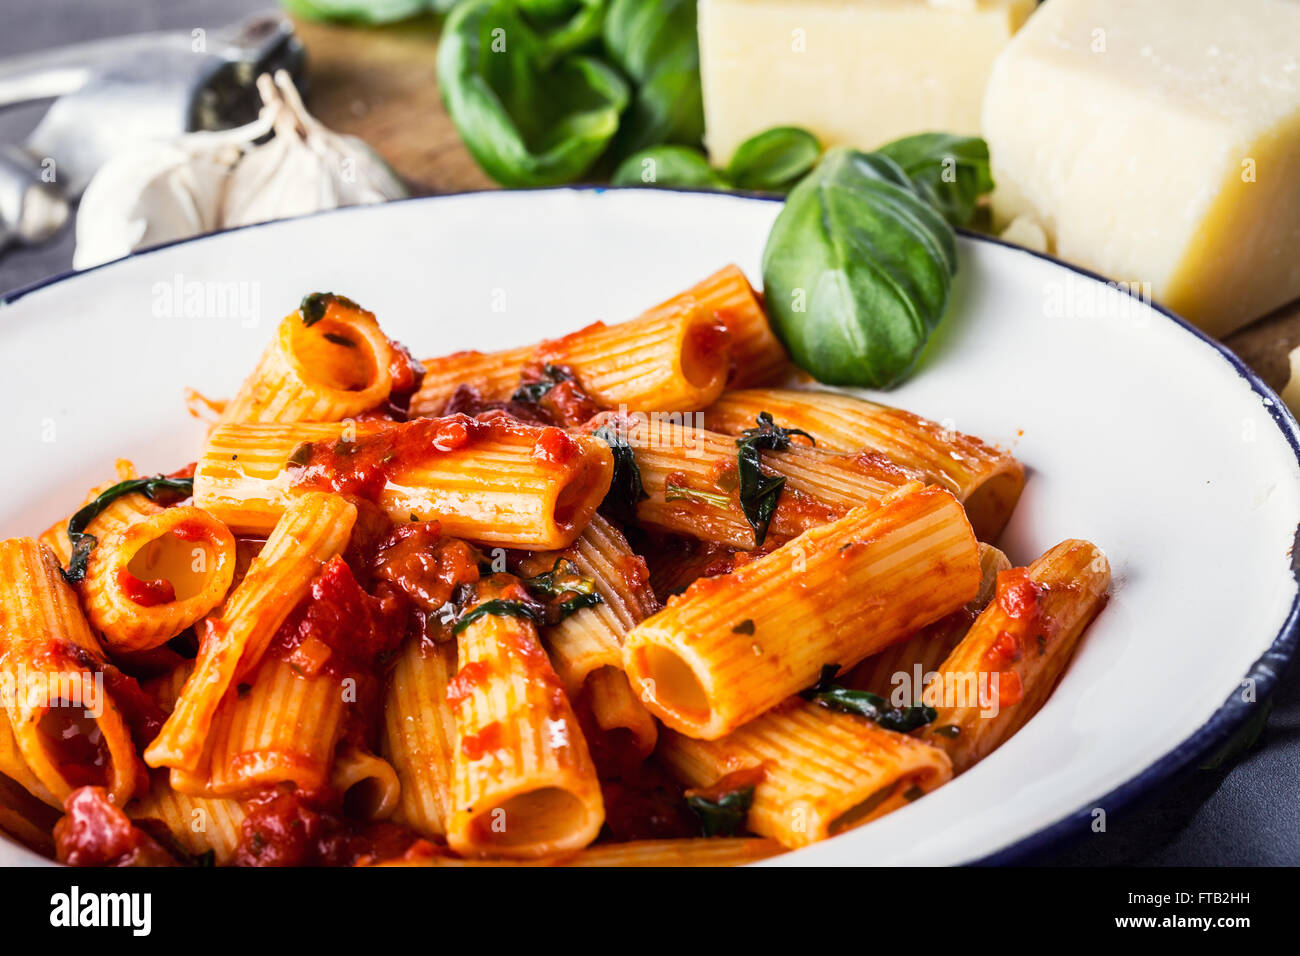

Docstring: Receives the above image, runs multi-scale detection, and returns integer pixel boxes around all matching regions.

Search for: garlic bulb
[74,71,407,269]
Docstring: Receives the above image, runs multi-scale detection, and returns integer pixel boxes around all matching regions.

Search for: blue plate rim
[3,186,1298,866]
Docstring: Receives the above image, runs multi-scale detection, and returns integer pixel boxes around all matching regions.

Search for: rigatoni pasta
[0,539,140,807]
[409,264,764,417]
[920,540,1111,773]
[518,514,660,757]
[0,268,1110,868]
[446,577,605,859]
[195,417,613,549]
[144,493,356,775]
[80,505,236,652]
[218,294,400,425]
[703,388,1025,539]
[623,484,982,738]
[382,639,458,841]
[658,702,953,848]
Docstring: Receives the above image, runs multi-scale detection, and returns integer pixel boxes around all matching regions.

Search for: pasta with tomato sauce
[0,267,1107,866]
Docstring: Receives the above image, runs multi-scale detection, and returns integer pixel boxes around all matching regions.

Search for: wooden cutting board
[295,15,1300,392]
[293,14,495,195]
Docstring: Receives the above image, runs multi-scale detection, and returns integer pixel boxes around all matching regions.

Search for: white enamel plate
[2,190,1298,866]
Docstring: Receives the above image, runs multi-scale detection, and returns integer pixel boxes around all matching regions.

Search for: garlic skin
[74,71,407,269]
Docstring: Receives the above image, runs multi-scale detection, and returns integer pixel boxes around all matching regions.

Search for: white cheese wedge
[697,0,1035,164]
[983,0,1300,336]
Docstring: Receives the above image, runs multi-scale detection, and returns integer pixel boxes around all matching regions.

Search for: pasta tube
[331,745,401,821]
[0,709,57,807]
[519,514,659,757]
[636,265,787,389]
[0,539,139,806]
[129,770,247,865]
[920,539,1110,772]
[195,417,613,549]
[383,640,458,840]
[0,772,60,856]
[703,388,1026,540]
[847,543,1010,695]
[591,412,914,550]
[659,702,953,848]
[623,485,981,739]
[144,493,356,774]
[409,266,762,416]
[79,505,236,652]
[218,294,397,425]
[204,658,347,797]
[446,577,604,859]
[559,836,780,867]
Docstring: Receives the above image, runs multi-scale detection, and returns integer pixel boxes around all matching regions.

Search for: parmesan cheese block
[697,0,1035,164]
[983,0,1300,336]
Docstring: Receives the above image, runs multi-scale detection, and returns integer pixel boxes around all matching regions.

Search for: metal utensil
[0,10,303,254]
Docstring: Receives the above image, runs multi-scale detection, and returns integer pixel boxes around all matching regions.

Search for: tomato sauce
[233,784,419,867]
[55,786,176,866]
[265,556,405,679]
[116,568,176,607]
[460,721,503,760]
[369,521,480,613]
[287,414,565,502]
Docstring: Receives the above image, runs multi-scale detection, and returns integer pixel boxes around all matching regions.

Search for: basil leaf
[725,126,822,193]
[602,0,704,156]
[278,0,436,25]
[511,363,573,403]
[686,786,755,837]
[556,590,603,618]
[762,146,958,388]
[438,0,629,188]
[593,425,647,522]
[300,291,361,326]
[452,599,540,634]
[522,558,597,599]
[801,663,937,733]
[610,145,728,190]
[524,0,607,64]
[734,413,813,545]
[877,133,993,228]
[64,475,194,583]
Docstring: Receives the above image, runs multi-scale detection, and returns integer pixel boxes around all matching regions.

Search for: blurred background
[0,0,1297,865]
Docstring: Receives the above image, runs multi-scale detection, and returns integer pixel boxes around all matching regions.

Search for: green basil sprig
[876,133,994,228]
[63,476,195,583]
[299,291,361,327]
[593,424,647,523]
[452,598,540,634]
[437,0,629,187]
[278,0,449,25]
[521,557,596,600]
[453,561,602,633]
[612,126,820,195]
[602,0,703,156]
[724,127,823,192]
[685,785,755,837]
[801,664,937,733]
[762,146,958,389]
[734,412,813,546]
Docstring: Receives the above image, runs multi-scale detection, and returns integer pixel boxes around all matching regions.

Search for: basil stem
[63,476,194,583]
